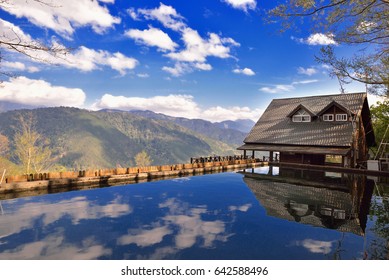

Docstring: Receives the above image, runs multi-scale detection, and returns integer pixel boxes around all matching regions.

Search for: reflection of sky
[0,172,386,259]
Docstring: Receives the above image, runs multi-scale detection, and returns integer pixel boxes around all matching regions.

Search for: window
[292,109,311,122]
[336,114,347,121]
[323,114,334,121]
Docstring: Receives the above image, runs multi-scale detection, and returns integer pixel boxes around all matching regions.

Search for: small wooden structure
[238,92,376,168]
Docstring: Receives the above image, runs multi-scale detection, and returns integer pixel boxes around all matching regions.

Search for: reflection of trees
[368,183,389,259]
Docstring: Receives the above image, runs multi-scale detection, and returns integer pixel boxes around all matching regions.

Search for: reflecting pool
[0,167,388,260]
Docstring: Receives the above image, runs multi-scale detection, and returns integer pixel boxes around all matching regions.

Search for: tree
[0,0,69,78]
[0,133,9,157]
[134,150,152,167]
[370,100,389,154]
[13,113,53,174]
[268,0,389,96]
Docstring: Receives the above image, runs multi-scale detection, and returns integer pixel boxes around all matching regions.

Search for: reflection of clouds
[118,197,231,258]
[0,229,111,260]
[164,212,226,249]
[172,177,191,183]
[295,239,333,254]
[118,225,172,247]
[161,198,229,249]
[229,203,252,212]
[0,196,131,239]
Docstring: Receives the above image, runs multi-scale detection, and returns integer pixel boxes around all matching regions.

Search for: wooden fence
[4,158,258,183]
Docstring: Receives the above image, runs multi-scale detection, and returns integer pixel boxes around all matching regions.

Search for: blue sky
[0,0,379,122]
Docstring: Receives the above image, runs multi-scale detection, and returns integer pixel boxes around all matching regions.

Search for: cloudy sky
[0,0,375,122]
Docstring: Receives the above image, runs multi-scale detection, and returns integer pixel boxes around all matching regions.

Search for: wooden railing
[3,158,259,184]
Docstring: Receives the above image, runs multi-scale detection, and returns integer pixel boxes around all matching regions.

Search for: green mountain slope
[0,107,238,170]
[128,110,248,145]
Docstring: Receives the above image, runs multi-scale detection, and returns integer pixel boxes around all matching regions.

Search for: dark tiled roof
[244,92,367,147]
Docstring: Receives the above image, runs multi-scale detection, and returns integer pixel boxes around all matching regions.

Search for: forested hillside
[0,107,240,173]
[127,110,249,145]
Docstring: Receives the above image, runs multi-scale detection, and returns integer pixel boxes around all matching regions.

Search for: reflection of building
[242,168,374,236]
[238,93,375,168]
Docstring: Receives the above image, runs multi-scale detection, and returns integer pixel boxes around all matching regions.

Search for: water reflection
[0,177,240,260]
[0,169,388,259]
[242,168,374,235]
[241,167,389,259]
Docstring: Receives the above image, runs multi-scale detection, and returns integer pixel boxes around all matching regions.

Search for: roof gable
[287,104,316,118]
[317,100,355,116]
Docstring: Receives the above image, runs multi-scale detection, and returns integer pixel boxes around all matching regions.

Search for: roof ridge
[271,92,366,101]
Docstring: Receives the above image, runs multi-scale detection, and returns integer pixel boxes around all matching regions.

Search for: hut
[238,92,375,168]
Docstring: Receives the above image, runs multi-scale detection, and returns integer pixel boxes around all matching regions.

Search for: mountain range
[0,106,254,171]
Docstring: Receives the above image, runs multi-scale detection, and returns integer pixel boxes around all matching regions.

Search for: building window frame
[323,114,334,121]
[292,110,311,122]
[336,114,348,121]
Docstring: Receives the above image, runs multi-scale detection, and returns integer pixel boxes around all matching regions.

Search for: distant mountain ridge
[128,110,251,145]
[215,119,255,133]
[0,101,39,113]
[0,107,243,171]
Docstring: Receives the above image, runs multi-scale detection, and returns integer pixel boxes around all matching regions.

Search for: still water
[0,167,388,260]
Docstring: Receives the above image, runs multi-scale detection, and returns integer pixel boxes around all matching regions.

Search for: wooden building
[238,92,376,168]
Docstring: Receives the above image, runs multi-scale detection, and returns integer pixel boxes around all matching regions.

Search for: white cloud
[298,67,317,76]
[129,3,240,76]
[27,66,40,73]
[166,28,239,63]
[137,73,150,78]
[292,79,319,85]
[233,67,255,76]
[0,19,138,75]
[0,0,120,38]
[307,33,337,45]
[202,106,262,122]
[2,61,40,73]
[222,0,257,12]
[162,62,212,76]
[92,94,262,122]
[125,27,178,52]
[49,46,138,75]
[367,93,385,107]
[260,80,319,94]
[135,3,186,32]
[260,84,294,94]
[93,94,201,118]
[2,61,25,71]
[127,8,139,20]
[194,63,212,71]
[294,33,337,46]
[162,62,194,77]
[0,76,86,107]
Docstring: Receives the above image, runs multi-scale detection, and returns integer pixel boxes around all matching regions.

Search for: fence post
[0,169,5,184]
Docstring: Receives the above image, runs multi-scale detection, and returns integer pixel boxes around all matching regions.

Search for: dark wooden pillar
[244,150,247,159]
[252,150,255,159]
[270,151,273,162]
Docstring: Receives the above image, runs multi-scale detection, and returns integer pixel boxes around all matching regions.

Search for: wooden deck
[270,162,389,177]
